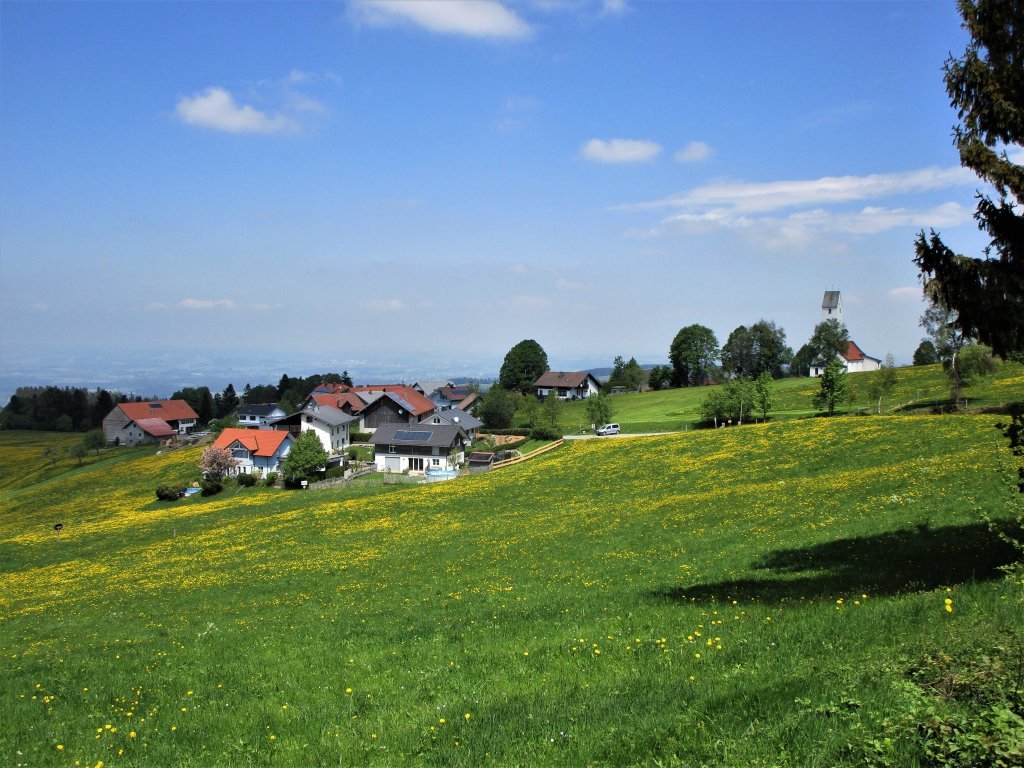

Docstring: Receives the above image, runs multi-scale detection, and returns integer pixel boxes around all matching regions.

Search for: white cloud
[660,202,970,239]
[176,87,297,134]
[624,165,976,214]
[601,0,630,16]
[889,286,922,301]
[582,138,662,163]
[362,298,406,312]
[674,141,712,163]
[555,277,592,291]
[178,298,236,310]
[348,0,531,39]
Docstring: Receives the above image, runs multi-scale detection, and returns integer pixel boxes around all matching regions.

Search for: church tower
[821,290,844,325]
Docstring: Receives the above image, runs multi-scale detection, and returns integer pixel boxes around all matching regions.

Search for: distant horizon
[3,1,976,403]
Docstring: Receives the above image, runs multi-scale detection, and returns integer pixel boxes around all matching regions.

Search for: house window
[432,458,440,466]
[388,444,396,453]
[410,458,424,471]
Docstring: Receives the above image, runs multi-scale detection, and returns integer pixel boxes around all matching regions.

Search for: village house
[212,428,294,476]
[369,422,467,474]
[533,371,601,400]
[305,382,436,433]
[273,400,356,456]
[420,407,482,440]
[102,400,199,446]
[234,403,286,429]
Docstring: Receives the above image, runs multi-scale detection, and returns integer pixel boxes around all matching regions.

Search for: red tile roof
[533,371,598,389]
[134,418,175,437]
[118,400,198,422]
[311,392,366,412]
[309,384,436,416]
[845,341,866,362]
[213,428,291,457]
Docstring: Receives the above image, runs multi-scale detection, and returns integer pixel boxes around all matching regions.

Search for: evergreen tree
[914,0,1024,356]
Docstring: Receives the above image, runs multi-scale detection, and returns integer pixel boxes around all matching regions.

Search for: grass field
[555,361,1024,434]
[2,410,1023,766]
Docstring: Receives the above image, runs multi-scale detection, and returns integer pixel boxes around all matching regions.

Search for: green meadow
[2,401,1023,766]
[556,361,1024,434]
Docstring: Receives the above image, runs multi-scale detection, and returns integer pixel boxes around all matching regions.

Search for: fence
[490,439,564,470]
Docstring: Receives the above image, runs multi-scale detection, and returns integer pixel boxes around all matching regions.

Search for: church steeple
[821,290,843,324]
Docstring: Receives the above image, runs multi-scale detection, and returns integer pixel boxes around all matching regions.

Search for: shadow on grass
[651,521,1021,604]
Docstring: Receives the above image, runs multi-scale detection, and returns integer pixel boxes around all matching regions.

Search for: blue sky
[0,0,996,392]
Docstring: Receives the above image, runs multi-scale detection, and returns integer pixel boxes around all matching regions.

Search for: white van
[596,423,620,436]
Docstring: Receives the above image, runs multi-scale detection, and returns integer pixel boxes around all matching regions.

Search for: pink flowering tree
[199,445,237,479]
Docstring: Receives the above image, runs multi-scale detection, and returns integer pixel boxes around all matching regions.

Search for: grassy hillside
[2,416,1022,766]
[556,361,1024,433]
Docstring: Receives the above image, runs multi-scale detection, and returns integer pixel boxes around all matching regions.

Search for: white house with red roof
[102,400,199,445]
[810,340,883,376]
[212,428,294,476]
[533,371,601,400]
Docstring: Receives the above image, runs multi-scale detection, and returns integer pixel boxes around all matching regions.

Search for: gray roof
[413,380,452,396]
[303,404,357,427]
[235,403,282,417]
[421,408,482,430]
[822,290,841,309]
[370,422,466,448]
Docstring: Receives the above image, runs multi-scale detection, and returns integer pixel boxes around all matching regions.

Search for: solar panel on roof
[389,393,416,412]
[149,403,163,409]
[394,430,432,441]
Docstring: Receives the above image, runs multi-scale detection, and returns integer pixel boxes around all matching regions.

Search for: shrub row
[155,485,185,501]
[479,428,532,437]
[350,431,372,443]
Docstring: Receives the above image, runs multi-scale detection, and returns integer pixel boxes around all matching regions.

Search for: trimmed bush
[350,431,372,443]
[200,478,223,497]
[236,473,257,487]
[325,466,344,480]
[264,472,278,487]
[529,426,562,441]
[480,428,532,437]
[155,485,185,501]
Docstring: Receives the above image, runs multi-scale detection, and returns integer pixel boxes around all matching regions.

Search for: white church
[810,291,882,376]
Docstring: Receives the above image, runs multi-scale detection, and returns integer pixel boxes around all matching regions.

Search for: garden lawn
[1,415,1022,767]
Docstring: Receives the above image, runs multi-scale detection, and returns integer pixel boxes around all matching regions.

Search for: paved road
[563,430,684,440]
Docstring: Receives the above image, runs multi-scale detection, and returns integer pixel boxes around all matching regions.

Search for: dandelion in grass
[944,598,953,613]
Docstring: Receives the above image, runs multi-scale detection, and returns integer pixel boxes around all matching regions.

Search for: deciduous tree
[913,339,939,366]
[282,430,328,485]
[478,385,515,429]
[669,325,719,387]
[199,445,236,480]
[585,392,614,428]
[812,357,849,416]
[499,339,549,393]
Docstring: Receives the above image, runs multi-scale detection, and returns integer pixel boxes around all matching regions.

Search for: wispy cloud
[674,141,712,163]
[178,298,236,310]
[622,165,976,215]
[348,0,531,39]
[582,138,662,163]
[654,202,970,241]
[176,87,297,134]
[600,0,631,16]
[361,298,407,312]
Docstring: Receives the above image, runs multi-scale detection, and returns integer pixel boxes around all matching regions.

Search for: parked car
[596,423,620,436]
